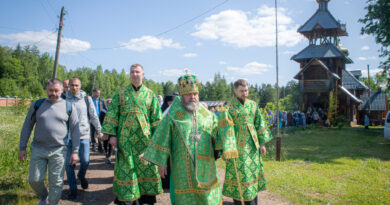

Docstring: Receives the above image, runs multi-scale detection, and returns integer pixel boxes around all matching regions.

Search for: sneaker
[67,189,77,200]
[80,177,89,189]
[38,197,47,205]
[105,157,111,164]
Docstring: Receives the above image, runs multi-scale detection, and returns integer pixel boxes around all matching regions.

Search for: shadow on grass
[265,126,390,163]
[0,192,36,205]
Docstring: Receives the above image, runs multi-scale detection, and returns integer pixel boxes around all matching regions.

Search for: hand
[99,134,108,142]
[70,153,79,165]
[110,137,117,148]
[18,150,27,163]
[158,167,167,179]
[260,144,266,156]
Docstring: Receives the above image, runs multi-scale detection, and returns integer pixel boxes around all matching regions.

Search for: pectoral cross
[190,133,202,142]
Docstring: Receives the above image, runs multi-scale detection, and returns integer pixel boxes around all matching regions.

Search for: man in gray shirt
[65,77,102,199]
[19,79,80,205]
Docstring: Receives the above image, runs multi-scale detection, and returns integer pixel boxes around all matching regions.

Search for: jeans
[28,143,67,205]
[65,139,90,190]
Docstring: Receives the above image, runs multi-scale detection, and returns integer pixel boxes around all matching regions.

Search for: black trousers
[233,196,258,205]
[90,125,102,150]
[103,136,112,158]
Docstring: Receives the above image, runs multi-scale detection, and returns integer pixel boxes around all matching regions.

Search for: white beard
[183,101,199,112]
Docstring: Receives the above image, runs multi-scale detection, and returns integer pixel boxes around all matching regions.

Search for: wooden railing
[0,96,33,106]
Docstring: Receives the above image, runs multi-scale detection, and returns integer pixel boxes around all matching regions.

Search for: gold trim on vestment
[105,117,119,126]
[102,131,116,136]
[196,154,210,161]
[175,110,186,120]
[257,127,267,135]
[222,150,239,159]
[114,175,161,186]
[197,178,219,189]
[151,120,161,128]
[218,118,234,127]
[199,108,209,117]
[185,151,193,188]
[149,140,171,153]
[224,173,265,187]
[121,110,147,115]
[174,180,220,195]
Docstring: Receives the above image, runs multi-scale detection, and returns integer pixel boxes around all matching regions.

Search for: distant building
[292,0,388,125]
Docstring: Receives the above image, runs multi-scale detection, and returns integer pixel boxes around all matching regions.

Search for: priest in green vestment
[142,73,238,205]
[101,64,163,205]
[221,79,272,205]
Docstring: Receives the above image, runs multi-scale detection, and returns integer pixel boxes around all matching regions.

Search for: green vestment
[143,97,237,205]
[221,98,272,201]
[102,85,163,201]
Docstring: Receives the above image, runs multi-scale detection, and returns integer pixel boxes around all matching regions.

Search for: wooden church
[291,0,388,124]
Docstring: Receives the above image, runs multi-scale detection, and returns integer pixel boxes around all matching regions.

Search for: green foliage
[334,115,348,129]
[328,90,337,126]
[265,127,390,204]
[0,107,34,204]
[0,45,299,108]
[359,0,390,89]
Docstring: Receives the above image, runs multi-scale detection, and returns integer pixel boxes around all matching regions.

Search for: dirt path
[59,151,290,205]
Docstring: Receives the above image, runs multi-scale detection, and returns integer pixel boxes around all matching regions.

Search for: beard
[182,101,199,112]
[48,95,60,102]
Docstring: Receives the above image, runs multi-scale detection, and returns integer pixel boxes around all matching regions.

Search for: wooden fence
[0,96,33,106]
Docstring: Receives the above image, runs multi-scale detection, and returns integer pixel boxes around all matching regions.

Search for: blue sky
[0,0,385,86]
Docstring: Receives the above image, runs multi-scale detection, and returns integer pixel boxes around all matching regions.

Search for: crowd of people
[263,106,330,129]
[18,64,273,205]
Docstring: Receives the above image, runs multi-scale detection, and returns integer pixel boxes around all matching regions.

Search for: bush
[334,115,348,129]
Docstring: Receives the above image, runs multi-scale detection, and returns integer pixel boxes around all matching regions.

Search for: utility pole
[275,0,281,161]
[52,7,65,80]
[367,64,371,114]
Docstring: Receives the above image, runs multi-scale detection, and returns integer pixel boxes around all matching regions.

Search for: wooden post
[52,7,65,80]
[275,0,281,161]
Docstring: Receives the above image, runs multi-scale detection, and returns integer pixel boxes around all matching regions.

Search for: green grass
[2,107,390,204]
[0,106,37,205]
[260,126,389,204]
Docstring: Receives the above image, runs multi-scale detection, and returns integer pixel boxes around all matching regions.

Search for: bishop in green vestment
[101,64,163,204]
[221,79,272,205]
[142,74,238,205]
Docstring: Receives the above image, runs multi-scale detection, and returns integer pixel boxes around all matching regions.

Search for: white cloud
[192,6,302,48]
[361,68,383,77]
[357,57,367,61]
[227,61,271,75]
[196,42,203,46]
[361,46,370,50]
[219,61,228,65]
[120,35,183,52]
[0,30,90,53]
[357,56,377,61]
[283,50,296,55]
[183,53,198,58]
[159,68,190,77]
[368,56,377,60]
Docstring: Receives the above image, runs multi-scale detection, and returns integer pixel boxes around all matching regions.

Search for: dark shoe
[80,177,89,189]
[105,157,111,164]
[67,189,77,200]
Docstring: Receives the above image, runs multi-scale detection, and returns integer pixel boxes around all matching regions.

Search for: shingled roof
[291,44,352,63]
[294,58,340,80]
[298,0,347,37]
[359,91,387,111]
[342,70,368,90]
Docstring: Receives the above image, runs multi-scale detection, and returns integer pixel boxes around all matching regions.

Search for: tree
[359,0,390,89]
